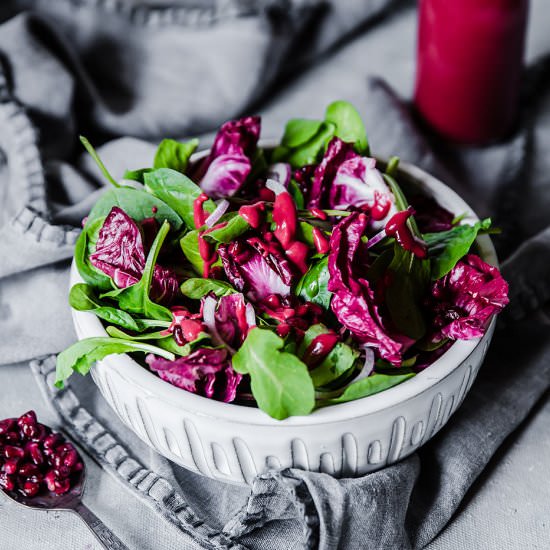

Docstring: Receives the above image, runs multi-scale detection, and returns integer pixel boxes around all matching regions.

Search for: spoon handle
[74,501,130,550]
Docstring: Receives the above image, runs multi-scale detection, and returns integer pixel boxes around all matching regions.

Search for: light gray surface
[1,1,550,549]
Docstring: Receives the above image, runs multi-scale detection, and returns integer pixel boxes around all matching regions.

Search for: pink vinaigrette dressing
[415,0,529,144]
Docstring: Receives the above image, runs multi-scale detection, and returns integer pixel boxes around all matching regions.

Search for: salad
[56,101,509,420]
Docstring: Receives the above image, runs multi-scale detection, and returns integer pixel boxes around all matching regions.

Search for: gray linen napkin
[1,2,550,549]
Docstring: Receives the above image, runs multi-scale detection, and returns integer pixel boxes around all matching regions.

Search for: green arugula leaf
[296,256,332,309]
[144,168,215,229]
[101,221,173,320]
[153,138,199,173]
[70,283,140,331]
[55,337,175,388]
[180,278,236,299]
[325,372,415,404]
[86,187,183,231]
[153,332,211,357]
[385,244,430,340]
[324,100,369,154]
[298,324,359,388]
[74,217,113,291]
[425,218,492,280]
[79,136,120,187]
[232,328,315,420]
[105,325,170,341]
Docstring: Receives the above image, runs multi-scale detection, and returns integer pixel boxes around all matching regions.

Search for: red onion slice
[267,163,291,187]
[205,199,229,228]
[266,178,287,196]
[366,228,387,249]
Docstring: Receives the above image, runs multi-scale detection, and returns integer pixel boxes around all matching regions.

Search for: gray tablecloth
[1,1,550,548]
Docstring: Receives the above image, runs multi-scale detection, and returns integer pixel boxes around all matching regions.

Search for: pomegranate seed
[56,442,76,455]
[2,458,19,475]
[29,423,48,442]
[4,432,20,444]
[43,434,62,450]
[73,461,84,473]
[17,411,37,427]
[0,472,15,491]
[53,477,70,495]
[3,446,25,459]
[21,480,40,497]
[0,419,15,436]
[63,450,78,469]
[25,442,43,465]
[54,465,71,479]
[44,471,56,492]
[18,462,39,477]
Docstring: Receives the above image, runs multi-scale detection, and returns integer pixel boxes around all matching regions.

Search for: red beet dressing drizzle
[370,190,391,221]
[238,202,265,229]
[271,191,310,273]
[162,307,203,346]
[194,193,221,278]
[312,227,330,254]
[385,207,427,258]
[308,207,327,221]
[303,333,340,368]
[193,193,209,228]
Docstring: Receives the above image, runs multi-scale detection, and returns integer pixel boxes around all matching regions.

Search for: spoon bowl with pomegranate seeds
[0,411,128,549]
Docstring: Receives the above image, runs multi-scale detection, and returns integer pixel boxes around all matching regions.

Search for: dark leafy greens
[58,102,509,420]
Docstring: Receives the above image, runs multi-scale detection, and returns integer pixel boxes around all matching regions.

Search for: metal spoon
[1,441,129,550]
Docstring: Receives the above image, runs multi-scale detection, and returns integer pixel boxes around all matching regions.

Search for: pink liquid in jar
[414,0,529,144]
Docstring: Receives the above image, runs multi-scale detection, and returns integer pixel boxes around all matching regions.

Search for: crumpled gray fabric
[1,1,550,549]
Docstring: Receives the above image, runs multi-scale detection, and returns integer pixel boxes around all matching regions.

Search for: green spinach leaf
[202,212,250,243]
[425,218,491,280]
[144,168,214,229]
[153,138,199,173]
[325,372,415,404]
[298,324,359,388]
[70,283,140,331]
[79,136,120,187]
[296,256,332,309]
[73,217,113,291]
[180,278,236,299]
[324,100,369,154]
[232,328,315,420]
[281,119,324,148]
[385,245,430,340]
[123,168,152,183]
[86,187,183,230]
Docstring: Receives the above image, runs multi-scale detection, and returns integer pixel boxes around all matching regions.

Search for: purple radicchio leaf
[197,116,261,199]
[90,206,179,304]
[145,348,242,403]
[328,155,397,230]
[307,137,357,209]
[214,293,255,349]
[328,212,405,365]
[430,254,509,341]
[408,193,454,233]
[218,238,295,303]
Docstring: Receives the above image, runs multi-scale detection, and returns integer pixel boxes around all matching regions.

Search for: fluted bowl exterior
[71,154,497,486]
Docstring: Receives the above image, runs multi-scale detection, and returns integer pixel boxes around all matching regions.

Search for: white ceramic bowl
[71,154,497,486]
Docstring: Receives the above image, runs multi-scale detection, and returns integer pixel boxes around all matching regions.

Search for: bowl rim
[71,145,497,427]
